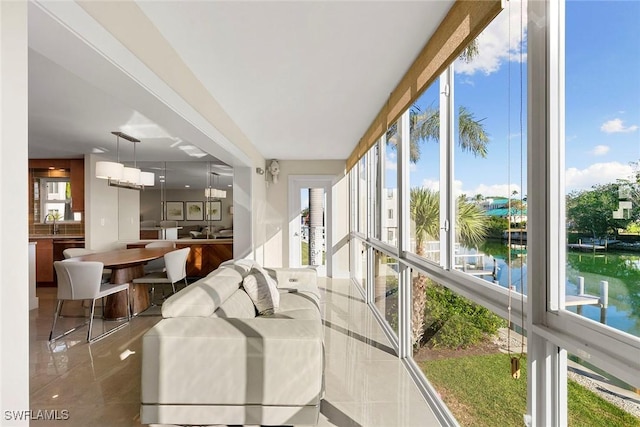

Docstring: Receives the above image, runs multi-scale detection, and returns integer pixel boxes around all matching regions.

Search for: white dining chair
[143,241,177,275]
[50,261,131,343]
[133,248,190,304]
[62,248,111,283]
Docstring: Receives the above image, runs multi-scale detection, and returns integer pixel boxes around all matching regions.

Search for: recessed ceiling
[28,1,453,165]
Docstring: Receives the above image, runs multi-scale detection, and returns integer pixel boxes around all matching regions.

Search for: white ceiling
[28,1,453,167]
[136,0,452,160]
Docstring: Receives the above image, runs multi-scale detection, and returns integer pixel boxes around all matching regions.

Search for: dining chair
[133,247,190,304]
[62,248,111,283]
[50,261,131,343]
[143,241,176,275]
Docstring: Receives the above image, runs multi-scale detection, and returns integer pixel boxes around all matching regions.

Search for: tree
[410,188,489,346]
[566,183,636,239]
[386,40,490,162]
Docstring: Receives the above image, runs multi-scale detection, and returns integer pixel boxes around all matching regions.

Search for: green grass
[421,353,639,427]
[300,241,325,266]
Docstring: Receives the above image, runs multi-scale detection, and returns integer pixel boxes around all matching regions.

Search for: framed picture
[185,201,204,221]
[206,200,222,221]
[165,201,184,221]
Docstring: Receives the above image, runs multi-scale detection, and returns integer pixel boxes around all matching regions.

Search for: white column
[0,0,29,424]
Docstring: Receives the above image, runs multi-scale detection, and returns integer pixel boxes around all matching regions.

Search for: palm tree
[386,41,489,162]
[410,187,488,346]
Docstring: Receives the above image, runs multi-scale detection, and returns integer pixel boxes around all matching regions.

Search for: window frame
[39,177,76,223]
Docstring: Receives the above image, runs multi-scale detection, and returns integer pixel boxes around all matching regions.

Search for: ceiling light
[205,169,227,199]
[95,131,155,190]
[179,145,207,158]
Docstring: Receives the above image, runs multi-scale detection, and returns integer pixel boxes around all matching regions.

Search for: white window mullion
[398,110,412,359]
[398,110,410,257]
[526,0,567,425]
[439,66,455,270]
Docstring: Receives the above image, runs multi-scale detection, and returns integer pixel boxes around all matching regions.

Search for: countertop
[29,235,85,240]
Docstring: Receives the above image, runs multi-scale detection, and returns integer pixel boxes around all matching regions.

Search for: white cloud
[454,0,527,76]
[600,118,638,134]
[468,183,522,198]
[590,145,610,156]
[420,179,440,192]
[420,179,464,195]
[565,162,633,192]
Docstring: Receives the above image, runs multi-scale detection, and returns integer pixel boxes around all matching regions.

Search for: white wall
[118,187,140,242]
[85,154,118,250]
[0,1,29,423]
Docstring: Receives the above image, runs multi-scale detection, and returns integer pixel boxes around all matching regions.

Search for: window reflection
[373,249,399,336]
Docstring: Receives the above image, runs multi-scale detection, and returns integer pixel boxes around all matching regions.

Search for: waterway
[475,240,640,338]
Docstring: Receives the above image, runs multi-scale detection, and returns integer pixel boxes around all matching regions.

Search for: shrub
[431,314,485,348]
[486,216,509,239]
[424,282,505,349]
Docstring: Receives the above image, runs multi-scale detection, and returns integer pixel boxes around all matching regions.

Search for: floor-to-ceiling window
[349,0,640,425]
[560,0,640,422]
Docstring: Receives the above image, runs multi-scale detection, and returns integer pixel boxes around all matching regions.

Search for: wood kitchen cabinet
[31,238,54,284]
[30,237,85,285]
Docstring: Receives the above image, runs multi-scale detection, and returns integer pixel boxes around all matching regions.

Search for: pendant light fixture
[95,131,155,190]
[205,170,227,199]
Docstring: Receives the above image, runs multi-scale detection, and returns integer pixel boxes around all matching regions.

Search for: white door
[289,176,333,276]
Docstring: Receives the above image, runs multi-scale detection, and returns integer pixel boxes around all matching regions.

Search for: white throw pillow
[242,267,280,315]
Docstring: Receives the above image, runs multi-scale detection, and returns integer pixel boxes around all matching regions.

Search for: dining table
[72,247,174,319]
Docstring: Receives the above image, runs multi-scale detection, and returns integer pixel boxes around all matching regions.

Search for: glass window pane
[408,80,441,263]
[358,156,367,234]
[382,125,398,247]
[354,241,367,290]
[564,0,640,341]
[373,250,398,336]
[452,1,528,293]
[368,145,379,239]
[410,268,531,426]
[567,352,640,426]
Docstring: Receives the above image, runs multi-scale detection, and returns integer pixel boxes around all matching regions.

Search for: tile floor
[30,278,441,426]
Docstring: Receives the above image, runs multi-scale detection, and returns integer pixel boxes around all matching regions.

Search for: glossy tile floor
[30,278,441,426]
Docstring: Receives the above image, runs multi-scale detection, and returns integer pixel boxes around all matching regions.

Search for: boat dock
[567,243,607,252]
[567,277,609,323]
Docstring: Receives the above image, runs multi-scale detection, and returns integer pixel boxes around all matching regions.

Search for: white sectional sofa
[140,259,324,426]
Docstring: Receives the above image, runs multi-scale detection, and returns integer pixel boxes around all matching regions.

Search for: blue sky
[400,0,640,199]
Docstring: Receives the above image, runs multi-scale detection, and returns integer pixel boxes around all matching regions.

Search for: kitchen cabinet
[30,237,85,285]
[31,238,53,284]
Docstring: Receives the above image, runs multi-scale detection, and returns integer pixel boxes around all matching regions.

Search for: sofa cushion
[162,267,243,318]
[211,289,257,318]
[219,259,258,277]
[266,292,321,321]
[242,267,280,315]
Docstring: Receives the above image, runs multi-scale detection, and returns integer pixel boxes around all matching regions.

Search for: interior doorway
[289,176,333,276]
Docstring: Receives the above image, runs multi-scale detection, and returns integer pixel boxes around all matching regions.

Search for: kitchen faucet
[44,213,60,235]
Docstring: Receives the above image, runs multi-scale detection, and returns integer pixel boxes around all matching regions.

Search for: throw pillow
[242,267,280,315]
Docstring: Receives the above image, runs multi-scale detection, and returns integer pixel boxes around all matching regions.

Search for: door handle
[294,232,299,237]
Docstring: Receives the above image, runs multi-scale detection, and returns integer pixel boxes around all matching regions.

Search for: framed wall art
[185,201,204,221]
[165,201,184,221]
[206,200,222,221]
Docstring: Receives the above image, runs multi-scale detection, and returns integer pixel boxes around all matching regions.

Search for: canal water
[475,240,640,338]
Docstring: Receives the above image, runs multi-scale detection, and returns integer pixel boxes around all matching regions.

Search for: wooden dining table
[72,247,174,319]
